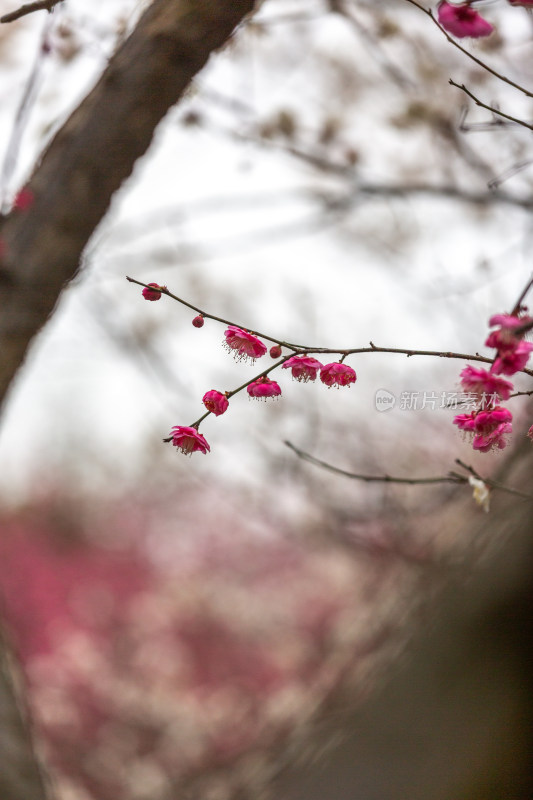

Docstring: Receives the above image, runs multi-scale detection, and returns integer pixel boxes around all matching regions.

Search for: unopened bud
[192,315,205,328]
[270,344,282,358]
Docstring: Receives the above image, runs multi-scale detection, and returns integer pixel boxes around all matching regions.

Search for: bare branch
[449,80,533,132]
[0,0,61,24]
[402,0,533,98]
[0,0,258,409]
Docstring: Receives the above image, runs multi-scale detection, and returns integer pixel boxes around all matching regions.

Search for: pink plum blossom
[454,406,513,451]
[224,326,267,363]
[282,355,323,383]
[437,1,494,37]
[486,312,533,350]
[202,390,229,416]
[492,341,533,376]
[320,362,357,388]
[142,283,165,301]
[247,377,282,399]
[170,426,210,455]
[473,423,513,453]
[459,365,513,402]
[528,425,533,441]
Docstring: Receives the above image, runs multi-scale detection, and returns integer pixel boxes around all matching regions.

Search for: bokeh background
[1,1,533,798]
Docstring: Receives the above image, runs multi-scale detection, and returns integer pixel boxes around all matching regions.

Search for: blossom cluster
[158,319,357,455]
[453,311,533,452]
[436,0,532,40]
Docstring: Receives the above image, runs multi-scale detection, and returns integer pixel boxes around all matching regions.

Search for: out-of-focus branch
[0,0,257,409]
[402,0,533,98]
[0,0,61,24]
[449,81,533,132]
[0,628,50,800]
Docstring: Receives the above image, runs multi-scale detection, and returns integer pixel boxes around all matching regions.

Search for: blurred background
[1,0,533,798]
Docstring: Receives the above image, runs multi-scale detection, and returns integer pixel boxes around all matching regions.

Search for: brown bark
[270,438,533,800]
[0,2,257,797]
[0,0,256,409]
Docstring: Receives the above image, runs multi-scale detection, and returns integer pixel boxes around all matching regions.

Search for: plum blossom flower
[247,377,282,399]
[528,425,533,441]
[202,390,229,416]
[170,426,210,455]
[492,341,533,376]
[437,1,494,37]
[454,406,513,452]
[473,423,512,453]
[485,312,533,350]
[320,362,357,387]
[142,283,166,301]
[223,326,267,363]
[459,365,513,402]
[485,311,533,376]
[282,355,323,383]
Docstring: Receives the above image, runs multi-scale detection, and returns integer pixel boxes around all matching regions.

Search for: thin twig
[1,0,62,23]
[127,277,533,377]
[285,441,466,485]
[402,0,533,98]
[449,81,533,132]
[454,459,533,501]
[284,443,533,502]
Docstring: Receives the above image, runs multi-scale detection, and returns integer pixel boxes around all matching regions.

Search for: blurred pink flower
[224,326,267,363]
[170,426,210,455]
[473,423,513,453]
[492,341,533,376]
[437,2,494,37]
[508,0,533,5]
[13,187,34,211]
[247,377,282,399]
[202,390,229,416]
[528,425,533,441]
[320,362,357,387]
[453,411,477,433]
[459,365,513,401]
[282,355,323,382]
[485,312,532,349]
[142,283,165,301]
[454,406,513,451]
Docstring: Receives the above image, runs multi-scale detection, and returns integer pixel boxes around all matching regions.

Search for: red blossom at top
[282,355,323,383]
[437,1,494,38]
[170,426,210,455]
[320,362,357,388]
[13,187,34,211]
[223,326,267,363]
[247,377,282,400]
[507,0,533,5]
[202,390,229,416]
[459,365,513,402]
[142,283,166,301]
